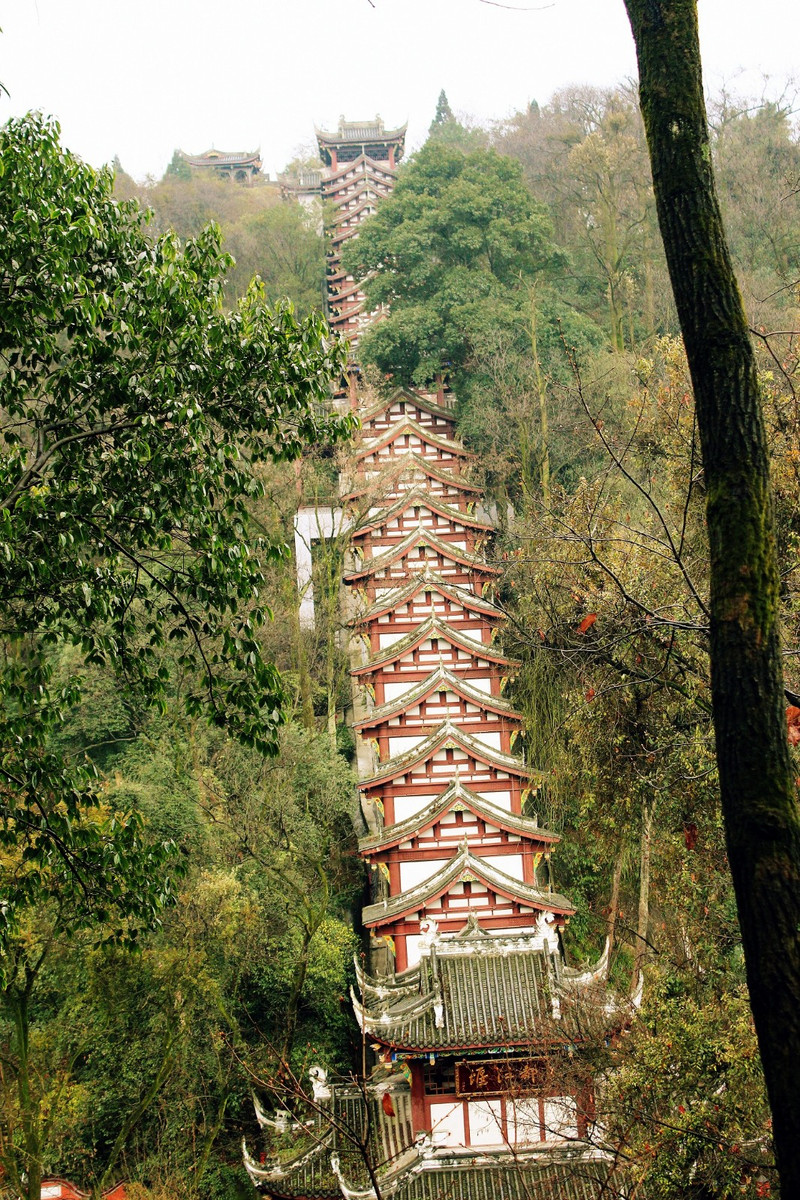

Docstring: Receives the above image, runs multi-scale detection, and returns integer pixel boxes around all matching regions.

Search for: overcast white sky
[2,0,799,181]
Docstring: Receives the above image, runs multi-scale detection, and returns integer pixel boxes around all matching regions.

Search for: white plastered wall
[294,505,350,629]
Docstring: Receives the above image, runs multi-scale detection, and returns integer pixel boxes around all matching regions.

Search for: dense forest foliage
[2,81,799,1198]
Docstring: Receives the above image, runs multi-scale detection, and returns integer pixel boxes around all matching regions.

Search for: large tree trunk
[622,1,800,1190]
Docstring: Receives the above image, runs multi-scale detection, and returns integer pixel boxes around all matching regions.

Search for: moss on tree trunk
[623,1,800,1190]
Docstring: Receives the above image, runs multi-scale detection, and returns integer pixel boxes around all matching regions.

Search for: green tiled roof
[379,1147,627,1200]
[181,148,261,167]
[248,1090,629,1200]
[244,1132,339,1197]
[355,922,624,1054]
[245,1080,414,1198]
[317,119,408,144]
[354,926,572,1051]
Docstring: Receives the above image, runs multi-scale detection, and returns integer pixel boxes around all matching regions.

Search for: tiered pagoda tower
[280,116,406,342]
[342,390,607,1144]
[245,386,622,1198]
[245,116,625,1200]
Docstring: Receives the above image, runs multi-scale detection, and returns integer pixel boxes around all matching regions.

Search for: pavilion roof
[279,168,324,191]
[360,843,571,929]
[316,117,408,145]
[352,489,493,540]
[355,926,624,1056]
[355,913,577,1047]
[180,148,261,168]
[347,1147,624,1200]
[245,1086,622,1200]
[244,1130,337,1197]
[356,418,472,462]
[354,663,520,732]
[349,568,503,626]
[244,1076,414,1198]
[358,777,558,855]
[359,386,455,425]
[344,526,500,584]
[351,614,517,676]
[321,152,400,187]
[329,197,379,227]
[359,719,532,789]
[344,452,483,502]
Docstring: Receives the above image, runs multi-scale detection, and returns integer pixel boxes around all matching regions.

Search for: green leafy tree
[0,668,360,1195]
[140,170,273,242]
[341,142,564,387]
[424,90,487,151]
[455,290,604,505]
[202,722,360,1063]
[710,93,800,325]
[0,811,181,1200]
[163,148,192,181]
[223,202,325,316]
[501,336,785,1194]
[497,85,666,348]
[123,169,326,314]
[608,978,773,1198]
[343,139,604,507]
[0,114,353,942]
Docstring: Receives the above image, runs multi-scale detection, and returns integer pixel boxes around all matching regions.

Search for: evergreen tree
[427,89,486,150]
[430,88,455,132]
[164,147,192,181]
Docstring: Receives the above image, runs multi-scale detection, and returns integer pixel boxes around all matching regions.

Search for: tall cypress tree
[429,88,455,133]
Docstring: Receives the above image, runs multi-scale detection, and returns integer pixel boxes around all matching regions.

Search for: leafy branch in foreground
[0,114,354,939]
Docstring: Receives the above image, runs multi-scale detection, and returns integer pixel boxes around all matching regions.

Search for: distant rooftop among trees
[177,146,263,184]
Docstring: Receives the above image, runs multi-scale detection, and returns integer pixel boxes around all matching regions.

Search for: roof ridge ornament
[308,1065,331,1102]
[534,910,561,954]
[432,972,445,1029]
[252,1093,311,1134]
[329,1153,377,1200]
[419,918,440,950]
[458,912,489,939]
[562,935,610,987]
